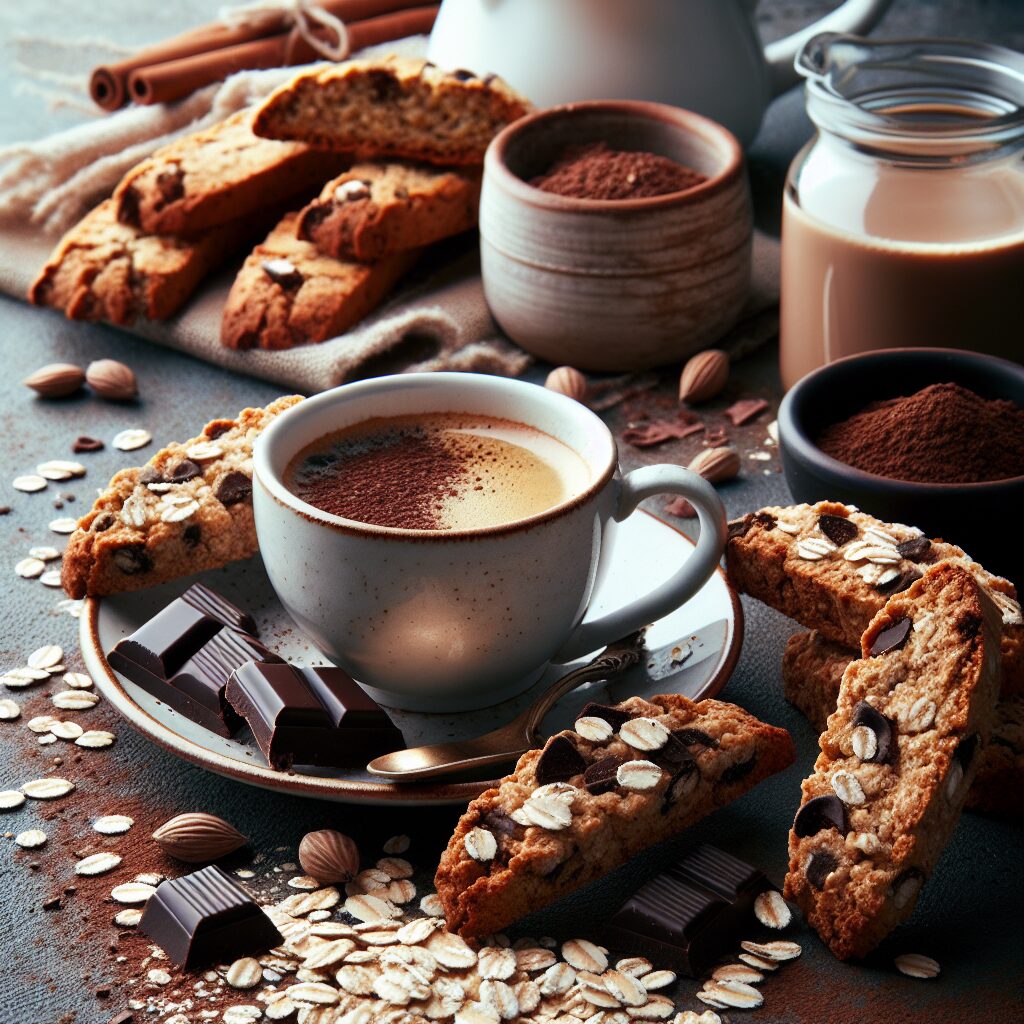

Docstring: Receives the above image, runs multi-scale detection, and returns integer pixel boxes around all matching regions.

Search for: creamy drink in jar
[780,36,1024,390]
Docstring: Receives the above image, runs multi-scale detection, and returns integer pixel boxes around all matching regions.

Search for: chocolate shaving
[869,616,913,657]
[535,735,586,786]
[622,419,703,449]
[724,398,769,426]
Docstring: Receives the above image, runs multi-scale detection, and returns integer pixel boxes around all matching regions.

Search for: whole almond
[299,829,360,884]
[679,349,728,404]
[86,359,138,400]
[151,812,246,863]
[23,363,85,399]
[687,445,740,483]
[544,366,587,403]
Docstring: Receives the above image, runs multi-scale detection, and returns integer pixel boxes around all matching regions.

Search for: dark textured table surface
[1,3,1022,1023]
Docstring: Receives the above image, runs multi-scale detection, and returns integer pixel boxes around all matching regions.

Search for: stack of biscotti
[435,694,795,938]
[784,562,1002,959]
[30,111,346,325]
[782,630,1024,819]
[221,57,529,350]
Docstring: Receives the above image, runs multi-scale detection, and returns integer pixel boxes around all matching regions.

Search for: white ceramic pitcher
[427,0,892,145]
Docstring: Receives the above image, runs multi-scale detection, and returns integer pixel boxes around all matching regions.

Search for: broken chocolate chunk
[535,735,586,785]
[805,850,838,890]
[583,756,623,796]
[724,397,769,426]
[818,514,857,547]
[852,701,895,764]
[73,436,104,453]
[896,536,932,562]
[215,471,252,507]
[727,511,776,541]
[720,754,757,784]
[577,702,631,731]
[793,794,848,838]
[661,759,699,812]
[261,258,303,289]
[869,616,913,657]
[112,545,152,575]
[166,459,201,484]
[672,728,718,749]
[482,809,526,841]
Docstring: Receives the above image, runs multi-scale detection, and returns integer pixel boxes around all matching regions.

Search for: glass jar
[780,35,1024,390]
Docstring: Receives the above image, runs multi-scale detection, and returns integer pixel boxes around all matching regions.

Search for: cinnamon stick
[90,0,433,110]
[128,6,438,107]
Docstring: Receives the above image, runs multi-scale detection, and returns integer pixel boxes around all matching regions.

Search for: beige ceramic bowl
[480,101,752,372]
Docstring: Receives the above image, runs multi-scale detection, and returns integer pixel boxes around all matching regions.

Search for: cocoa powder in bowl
[815,382,1024,483]
[531,141,706,201]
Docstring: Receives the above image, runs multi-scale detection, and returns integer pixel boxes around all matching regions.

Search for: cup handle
[552,465,727,663]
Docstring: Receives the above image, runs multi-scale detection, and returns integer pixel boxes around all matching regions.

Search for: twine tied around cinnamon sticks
[89,0,438,111]
[220,0,350,61]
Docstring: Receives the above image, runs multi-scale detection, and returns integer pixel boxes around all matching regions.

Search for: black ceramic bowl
[778,348,1024,588]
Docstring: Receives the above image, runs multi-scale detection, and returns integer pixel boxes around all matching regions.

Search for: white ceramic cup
[253,373,726,712]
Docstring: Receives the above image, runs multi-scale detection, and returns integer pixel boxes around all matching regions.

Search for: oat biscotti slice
[61,396,301,599]
[296,160,482,262]
[221,211,417,350]
[435,694,795,940]
[783,629,1024,819]
[113,110,347,237]
[726,501,1022,695]
[28,200,239,324]
[252,57,530,165]
[783,563,1002,960]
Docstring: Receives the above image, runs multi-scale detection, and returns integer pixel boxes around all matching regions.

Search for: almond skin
[299,829,360,884]
[151,812,246,863]
[23,362,85,398]
[687,445,740,483]
[544,366,588,403]
[86,359,138,401]
[679,349,728,405]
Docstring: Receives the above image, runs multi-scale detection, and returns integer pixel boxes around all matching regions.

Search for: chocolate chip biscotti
[114,110,346,237]
[436,694,795,940]
[221,212,417,350]
[62,396,301,599]
[253,57,530,166]
[28,199,239,324]
[296,161,482,262]
[783,629,1024,820]
[726,501,1023,695]
[784,562,1002,960]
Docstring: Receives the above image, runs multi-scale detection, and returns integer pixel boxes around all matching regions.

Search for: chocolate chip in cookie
[216,471,253,507]
[166,459,201,484]
[583,756,622,796]
[577,702,631,731]
[720,754,757,784]
[261,258,303,289]
[896,536,932,562]
[869,616,913,657]
[112,545,152,575]
[535,735,586,786]
[818,514,858,547]
[851,701,896,764]
[793,794,847,838]
[661,759,699,812]
[805,850,839,890]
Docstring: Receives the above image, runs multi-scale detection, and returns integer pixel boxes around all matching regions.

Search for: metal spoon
[365,632,646,782]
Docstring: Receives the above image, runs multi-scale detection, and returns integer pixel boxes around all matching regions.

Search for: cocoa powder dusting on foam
[531,142,706,201]
[293,427,467,529]
[816,382,1024,484]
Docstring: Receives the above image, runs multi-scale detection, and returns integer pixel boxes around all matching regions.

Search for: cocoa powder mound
[531,142,706,201]
[815,382,1024,484]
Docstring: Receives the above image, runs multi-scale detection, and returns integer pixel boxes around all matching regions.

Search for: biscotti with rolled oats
[726,500,1022,695]
[782,629,1024,820]
[297,160,482,262]
[252,56,530,166]
[435,694,795,940]
[113,110,346,237]
[28,200,239,324]
[784,562,1002,960]
[61,396,301,599]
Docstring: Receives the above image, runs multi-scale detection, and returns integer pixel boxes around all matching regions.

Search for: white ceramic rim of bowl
[484,99,745,214]
[254,372,619,539]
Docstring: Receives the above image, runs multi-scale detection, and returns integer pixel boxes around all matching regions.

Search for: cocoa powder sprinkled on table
[816,382,1024,484]
[532,142,706,201]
